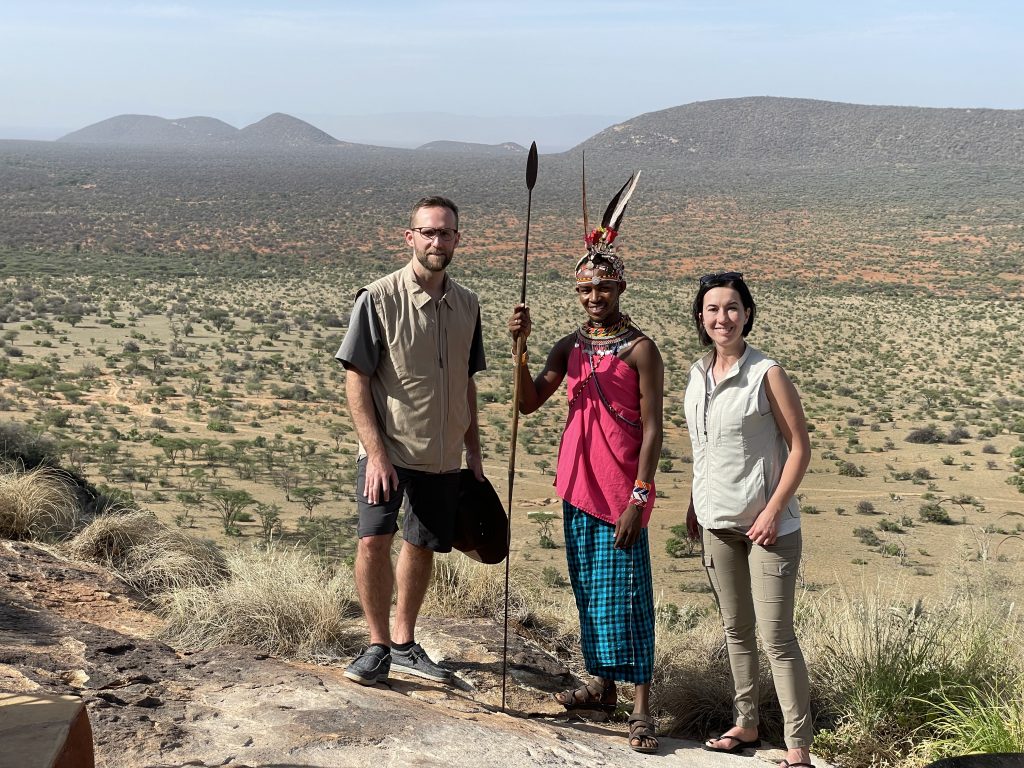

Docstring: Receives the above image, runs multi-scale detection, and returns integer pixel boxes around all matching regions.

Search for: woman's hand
[509,304,531,342]
[686,503,700,541]
[746,507,781,546]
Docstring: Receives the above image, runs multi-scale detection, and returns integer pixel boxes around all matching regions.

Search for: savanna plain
[1,135,1023,766]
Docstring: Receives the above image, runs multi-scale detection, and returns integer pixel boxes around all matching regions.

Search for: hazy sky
[2,0,1022,145]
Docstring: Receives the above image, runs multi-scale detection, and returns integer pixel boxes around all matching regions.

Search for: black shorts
[355,457,460,552]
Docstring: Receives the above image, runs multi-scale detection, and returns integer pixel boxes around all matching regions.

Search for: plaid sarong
[563,501,655,684]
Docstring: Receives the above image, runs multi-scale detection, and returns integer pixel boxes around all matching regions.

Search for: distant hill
[417,140,527,155]
[576,97,1024,166]
[58,113,345,148]
[56,99,1024,166]
[237,113,342,148]
[57,114,239,146]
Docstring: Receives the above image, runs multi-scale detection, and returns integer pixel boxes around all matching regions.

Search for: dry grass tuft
[651,611,744,738]
[424,553,583,650]
[158,547,362,659]
[66,509,227,595]
[801,585,1023,767]
[0,465,79,541]
[425,553,536,622]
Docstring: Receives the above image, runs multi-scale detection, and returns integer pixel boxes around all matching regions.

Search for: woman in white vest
[683,272,814,768]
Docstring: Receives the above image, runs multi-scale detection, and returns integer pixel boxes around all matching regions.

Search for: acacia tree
[293,486,325,519]
[209,488,255,536]
[175,491,204,528]
[255,502,282,548]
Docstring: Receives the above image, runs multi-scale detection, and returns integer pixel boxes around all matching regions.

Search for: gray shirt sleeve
[335,291,381,376]
[469,309,486,377]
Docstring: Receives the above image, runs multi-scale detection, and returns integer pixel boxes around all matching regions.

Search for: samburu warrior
[508,171,664,754]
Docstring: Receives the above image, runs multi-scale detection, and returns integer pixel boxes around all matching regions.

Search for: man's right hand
[508,304,531,342]
[363,453,399,504]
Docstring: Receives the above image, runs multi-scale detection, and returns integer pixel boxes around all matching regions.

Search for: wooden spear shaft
[502,141,538,713]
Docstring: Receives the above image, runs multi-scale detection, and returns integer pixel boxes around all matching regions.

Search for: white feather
[608,170,641,231]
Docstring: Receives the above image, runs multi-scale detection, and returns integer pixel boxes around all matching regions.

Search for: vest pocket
[742,457,767,517]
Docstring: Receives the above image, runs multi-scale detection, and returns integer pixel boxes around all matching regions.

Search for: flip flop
[779,762,815,768]
[703,734,762,754]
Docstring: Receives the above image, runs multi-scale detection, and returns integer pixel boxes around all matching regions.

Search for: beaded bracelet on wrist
[631,479,652,510]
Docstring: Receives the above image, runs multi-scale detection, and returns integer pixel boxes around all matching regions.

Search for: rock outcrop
[1,540,806,767]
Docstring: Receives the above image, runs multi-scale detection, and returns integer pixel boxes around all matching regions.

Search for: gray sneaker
[344,645,391,686]
[390,643,451,683]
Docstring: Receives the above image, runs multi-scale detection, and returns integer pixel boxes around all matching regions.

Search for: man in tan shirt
[336,196,485,685]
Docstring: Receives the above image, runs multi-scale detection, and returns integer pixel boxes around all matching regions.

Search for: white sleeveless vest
[684,344,801,534]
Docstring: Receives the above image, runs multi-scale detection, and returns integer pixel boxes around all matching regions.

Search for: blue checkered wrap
[562,500,655,684]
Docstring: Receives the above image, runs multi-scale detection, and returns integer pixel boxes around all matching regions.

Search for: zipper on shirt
[702,369,715,521]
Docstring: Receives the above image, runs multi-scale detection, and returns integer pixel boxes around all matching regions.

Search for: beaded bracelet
[631,479,652,510]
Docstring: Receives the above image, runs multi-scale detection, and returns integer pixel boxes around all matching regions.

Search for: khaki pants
[702,527,812,748]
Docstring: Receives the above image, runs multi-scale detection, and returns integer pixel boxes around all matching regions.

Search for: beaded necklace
[575,313,636,357]
[568,313,643,429]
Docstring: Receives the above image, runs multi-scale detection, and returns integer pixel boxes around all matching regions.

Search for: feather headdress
[575,157,641,284]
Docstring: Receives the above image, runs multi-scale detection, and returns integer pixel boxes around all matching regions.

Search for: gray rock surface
[1,540,826,767]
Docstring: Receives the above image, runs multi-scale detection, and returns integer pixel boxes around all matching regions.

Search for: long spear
[502,140,538,713]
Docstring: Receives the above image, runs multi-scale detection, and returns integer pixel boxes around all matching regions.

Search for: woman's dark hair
[692,272,756,347]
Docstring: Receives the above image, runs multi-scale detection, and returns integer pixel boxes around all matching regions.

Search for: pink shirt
[555,346,653,526]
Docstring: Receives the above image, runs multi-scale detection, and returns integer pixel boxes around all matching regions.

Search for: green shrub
[913,680,1024,762]
[854,527,881,547]
[878,541,903,558]
[838,461,866,477]
[920,503,954,524]
[665,524,697,558]
[906,425,944,444]
[541,566,568,588]
[808,594,1022,768]
[946,426,971,444]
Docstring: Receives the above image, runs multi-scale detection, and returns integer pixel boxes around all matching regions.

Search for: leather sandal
[552,679,617,713]
[628,714,659,754]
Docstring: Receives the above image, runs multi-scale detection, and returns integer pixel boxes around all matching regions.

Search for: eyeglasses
[410,227,459,242]
[699,271,744,286]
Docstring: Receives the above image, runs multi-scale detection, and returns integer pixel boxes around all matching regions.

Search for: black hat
[452,469,509,565]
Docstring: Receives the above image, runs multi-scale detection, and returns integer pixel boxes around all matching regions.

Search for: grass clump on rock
[804,588,1022,767]
[159,547,362,660]
[424,553,583,652]
[0,465,79,541]
[66,508,227,596]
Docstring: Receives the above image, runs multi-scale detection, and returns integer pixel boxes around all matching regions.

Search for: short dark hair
[692,273,756,347]
[410,196,459,229]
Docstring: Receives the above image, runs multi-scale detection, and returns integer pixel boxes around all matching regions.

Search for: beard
[415,246,452,273]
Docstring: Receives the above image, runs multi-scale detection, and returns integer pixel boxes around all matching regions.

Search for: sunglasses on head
[699,271,744,286]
